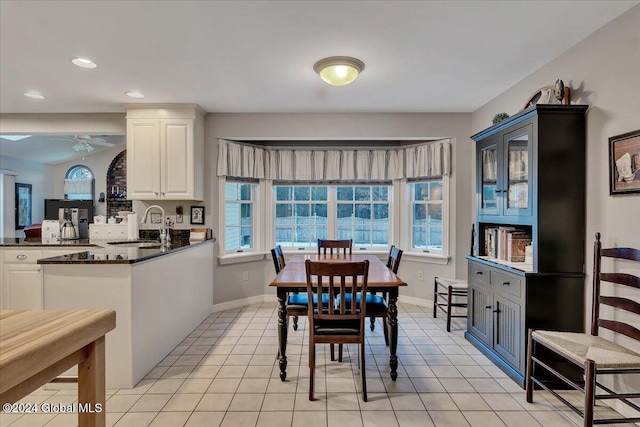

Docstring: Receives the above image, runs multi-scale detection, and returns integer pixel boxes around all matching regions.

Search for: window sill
[402,252,450,265]
[218,252,266,265]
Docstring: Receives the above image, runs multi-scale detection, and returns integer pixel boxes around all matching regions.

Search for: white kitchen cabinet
[1,249,43,309]
[126,105,205,201]
[0,247,91,309]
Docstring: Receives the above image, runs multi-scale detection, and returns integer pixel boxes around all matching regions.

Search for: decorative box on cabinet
[126,104,205,201]
[466,104,588,387]
[90,223,127,240]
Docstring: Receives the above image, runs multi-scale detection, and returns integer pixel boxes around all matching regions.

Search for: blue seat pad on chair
[288,293,330,305]
[342,293,387,308]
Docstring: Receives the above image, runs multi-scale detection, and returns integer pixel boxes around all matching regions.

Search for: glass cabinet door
[478,139,499,215]
[504,125,533,216]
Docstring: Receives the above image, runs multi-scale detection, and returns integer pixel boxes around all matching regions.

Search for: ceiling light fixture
[24,91,45,100]
[125,91,145,99]
[71,57,97,68]
[313,56,365,86]
[73,141,94,153]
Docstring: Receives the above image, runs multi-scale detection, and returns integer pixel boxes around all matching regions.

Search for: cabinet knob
[502,281,510,286]
[485,305,492,309]
[16,254,27,260]
[476,271,483,275]
[493,309,500,313]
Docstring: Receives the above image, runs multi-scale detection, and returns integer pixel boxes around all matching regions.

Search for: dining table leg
[388,289,399,381]
[277,288,288,381]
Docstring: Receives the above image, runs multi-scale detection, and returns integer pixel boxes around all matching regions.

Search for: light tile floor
[1,302,629,427]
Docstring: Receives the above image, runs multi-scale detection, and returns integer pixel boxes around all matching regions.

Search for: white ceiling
[0,1,637,114]
[0,135,125,165]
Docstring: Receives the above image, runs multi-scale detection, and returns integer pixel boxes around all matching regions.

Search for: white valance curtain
[217,139,451,181]
[63,179,92,194]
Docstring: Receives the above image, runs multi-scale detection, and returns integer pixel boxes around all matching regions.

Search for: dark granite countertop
[37,239,214,265]
[0,238,97,247]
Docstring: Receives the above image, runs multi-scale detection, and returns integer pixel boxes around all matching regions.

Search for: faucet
[141,205,167,245]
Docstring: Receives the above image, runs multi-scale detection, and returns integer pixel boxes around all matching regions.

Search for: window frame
[64,165,94,200]
[219,177,260,256]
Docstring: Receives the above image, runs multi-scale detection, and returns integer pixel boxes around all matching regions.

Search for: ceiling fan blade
[89,140,114,147]
[86,144,95,152]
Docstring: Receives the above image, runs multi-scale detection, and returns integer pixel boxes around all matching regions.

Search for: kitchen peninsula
[0,238,214,389]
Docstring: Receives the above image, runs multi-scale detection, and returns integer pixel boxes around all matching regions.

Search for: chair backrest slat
[600,273,640,289]
[600,296,640,316]
[591,232,640,340]
[318,239,352,255]
[598,319,640,341]
[601,247,640,262]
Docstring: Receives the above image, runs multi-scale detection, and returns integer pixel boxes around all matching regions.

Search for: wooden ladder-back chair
[305,259,369,402]
[526,232,640,426]
[318,239,352,255]
[367,245,403,344]
[271,245,307,331]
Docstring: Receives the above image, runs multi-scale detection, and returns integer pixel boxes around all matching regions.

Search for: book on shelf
[483,226,531,263]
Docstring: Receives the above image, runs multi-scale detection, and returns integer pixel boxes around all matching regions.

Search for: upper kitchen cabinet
[126,104,205,200]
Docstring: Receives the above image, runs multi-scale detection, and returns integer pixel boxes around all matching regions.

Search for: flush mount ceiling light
[125,91,145,99]
[71,57,97,68]
[24,91,45,100]
[313,56,365,86]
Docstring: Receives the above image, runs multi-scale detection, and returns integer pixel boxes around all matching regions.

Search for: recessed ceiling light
[24,91,45,100]
[125,91,145,99]
[313,56,365,86]
[71,57,97,68]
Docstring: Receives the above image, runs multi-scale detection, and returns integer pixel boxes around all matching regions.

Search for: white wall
[471,4,640,416]
[0,156,53,230]
[206,113,473,305]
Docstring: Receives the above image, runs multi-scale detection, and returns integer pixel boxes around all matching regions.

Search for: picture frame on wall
[190,206,205,225]
[609,129,640,195]
[15,183,32,230]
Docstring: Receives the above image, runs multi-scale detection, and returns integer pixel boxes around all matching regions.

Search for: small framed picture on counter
[190,206,205,225]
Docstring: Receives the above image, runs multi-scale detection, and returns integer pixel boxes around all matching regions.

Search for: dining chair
[271,245,306,331]
[305,259,370,402]
[526,233,640,427]
[364,245,403,341]
[317,239,352,255]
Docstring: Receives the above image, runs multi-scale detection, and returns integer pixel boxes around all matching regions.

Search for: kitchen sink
[107,240,162,248]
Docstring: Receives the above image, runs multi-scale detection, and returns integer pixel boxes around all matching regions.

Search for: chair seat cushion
[342,293,387,306]
[287,293,329,306]
[532,330,640,368]
[435,277,468,289]
[314,318,360,335]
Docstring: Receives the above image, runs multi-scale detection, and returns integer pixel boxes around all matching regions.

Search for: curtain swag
[63,179,92,194]
[217,139,451,180]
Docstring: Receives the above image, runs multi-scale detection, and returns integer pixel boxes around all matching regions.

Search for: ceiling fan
[51,135,114,153]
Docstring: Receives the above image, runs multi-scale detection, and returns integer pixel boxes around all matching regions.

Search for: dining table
[269,253,407,381]
[0,309,116,427]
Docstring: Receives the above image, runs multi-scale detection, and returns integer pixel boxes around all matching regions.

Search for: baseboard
[211,295,271,312]
[397,295,433,308]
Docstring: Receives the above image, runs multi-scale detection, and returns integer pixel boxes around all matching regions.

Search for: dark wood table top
[269,254,407,288]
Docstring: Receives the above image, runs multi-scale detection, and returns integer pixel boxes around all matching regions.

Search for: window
[337,185,389,247]
[410,180,443,252]
[64,165,94,200]
[224,181,255,252]
[275,185,328,247]
[273,184,390,249]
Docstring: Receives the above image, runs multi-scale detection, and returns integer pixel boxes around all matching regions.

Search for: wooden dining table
[269,253,407,381]
[0,309,116,427]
